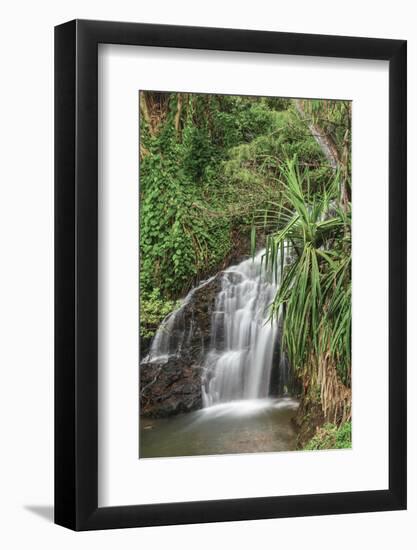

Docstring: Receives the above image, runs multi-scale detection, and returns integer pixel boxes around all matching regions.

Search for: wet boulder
[139,274,221,418]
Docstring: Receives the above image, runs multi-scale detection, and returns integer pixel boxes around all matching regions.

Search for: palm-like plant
[253,158,351,423]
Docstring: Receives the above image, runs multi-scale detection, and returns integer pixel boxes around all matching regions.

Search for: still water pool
[140,397,299,458]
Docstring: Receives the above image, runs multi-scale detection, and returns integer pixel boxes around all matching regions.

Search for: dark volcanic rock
[140,358,203,417]
[140,274,222,418]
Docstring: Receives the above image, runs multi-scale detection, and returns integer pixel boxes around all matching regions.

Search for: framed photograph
[55,20,406,530]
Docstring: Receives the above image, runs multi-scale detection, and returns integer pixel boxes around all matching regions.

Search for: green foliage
[140,92,286,300]
[252,158,351,385]
[221,109,333,217]
[140,155,194,296]
[140,288,180,340]
[297,99,351,199]
[304,421,352,450]
[140,95,233,298]
[302,99,351,157]
[140,94,351,405]
[140,92,352,434]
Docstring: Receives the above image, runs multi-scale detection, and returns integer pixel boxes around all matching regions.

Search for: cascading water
[143,248,291,408]
[202,249,287,407]
[140,248,299,458]
[144,276,216,365]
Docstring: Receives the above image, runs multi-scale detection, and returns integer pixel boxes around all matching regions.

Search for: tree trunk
[174,93,183,137]
[294,99,349,208]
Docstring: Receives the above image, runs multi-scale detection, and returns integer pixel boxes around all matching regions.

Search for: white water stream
[202,249,286,406]
[140,248,298,458]
[145,248,291,408]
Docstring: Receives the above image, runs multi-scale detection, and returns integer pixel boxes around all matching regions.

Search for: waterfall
[143,276,216,365]
[142,248,291,409]
[202,249,287,407]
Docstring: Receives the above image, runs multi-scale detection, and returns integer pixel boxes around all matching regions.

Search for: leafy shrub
[304,421,352,450]
[140,288,180,340]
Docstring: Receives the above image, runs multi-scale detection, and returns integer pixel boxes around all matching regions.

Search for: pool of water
[140,397,299,458]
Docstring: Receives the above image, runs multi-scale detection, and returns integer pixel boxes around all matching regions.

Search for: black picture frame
[55,19,407,531]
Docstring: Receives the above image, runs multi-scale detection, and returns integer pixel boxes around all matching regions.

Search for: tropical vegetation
[139,91,352,447]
